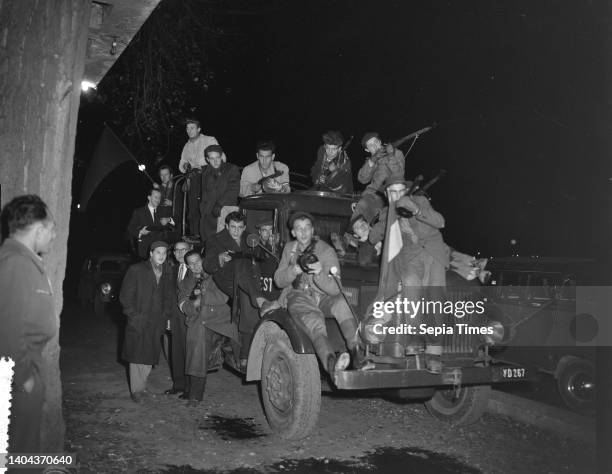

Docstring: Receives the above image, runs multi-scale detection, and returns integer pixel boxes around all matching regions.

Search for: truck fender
[246,311,315,381]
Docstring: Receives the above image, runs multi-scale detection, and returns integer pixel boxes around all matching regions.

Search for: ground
[60,301,596,473]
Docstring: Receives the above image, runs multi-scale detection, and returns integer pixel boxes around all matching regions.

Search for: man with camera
[310,130,353,195]
[178,118,227,237]
[274,212,367,375]
[178,250,237,405]
[354,132,405,223]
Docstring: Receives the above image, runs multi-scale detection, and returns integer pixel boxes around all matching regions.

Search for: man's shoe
[334,352,350,372]
[164,387,183,395]
[426,354,443,374]
[178,392,190,400]
[260,299,281,317]
[131,392,144,403]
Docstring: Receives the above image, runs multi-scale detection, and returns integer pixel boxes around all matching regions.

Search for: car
[483,256,607,414]
[210,190,532,440]
[77,252,134,316]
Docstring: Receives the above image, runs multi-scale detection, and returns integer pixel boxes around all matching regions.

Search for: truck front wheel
[260,330,321,440]
[425,385,490,425]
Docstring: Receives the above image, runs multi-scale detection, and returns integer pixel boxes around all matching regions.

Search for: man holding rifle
[354,132,405,223]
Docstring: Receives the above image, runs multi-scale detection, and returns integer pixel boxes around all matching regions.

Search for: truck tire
[425,385,490,425]
[260,329,321,440]
[557,358,595,414]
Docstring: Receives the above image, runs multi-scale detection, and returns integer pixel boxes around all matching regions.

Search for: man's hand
[266,179,282,191]
[23,376,35,394]
[398,196,420,214]
[306,261,323,275]
[250,183,261,194]
[218,251,233,267]
[138,226,150,238]
[160,217,170,226]
[163,198,172,206]
[353,220,370,242]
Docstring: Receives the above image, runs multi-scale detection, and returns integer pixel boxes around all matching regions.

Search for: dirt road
[60,301,596,473]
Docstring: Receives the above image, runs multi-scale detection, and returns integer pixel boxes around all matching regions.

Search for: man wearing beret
[371,176,448,373]
[120,241,174,402]
[354,132,405,222]
[179,118,227,237]
[200,144,240,241]
[311,130,353,195]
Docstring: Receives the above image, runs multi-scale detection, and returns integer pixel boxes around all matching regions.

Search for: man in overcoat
[119,240,173,402]
[199,145,240,241]
[178,250,238,405]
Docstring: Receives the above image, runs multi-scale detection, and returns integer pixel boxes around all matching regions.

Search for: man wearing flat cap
[311,130,353,195]
[120,240,174,402]
[370,176,449,373]
[178,118,227,237]
[354,132,405,222]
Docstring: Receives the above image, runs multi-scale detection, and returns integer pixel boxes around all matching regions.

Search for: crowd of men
[119,119,490,403]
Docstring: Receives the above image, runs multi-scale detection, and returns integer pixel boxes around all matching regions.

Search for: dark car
[483,256,609,414]
[77,252,134,316]
[208,190,533,440]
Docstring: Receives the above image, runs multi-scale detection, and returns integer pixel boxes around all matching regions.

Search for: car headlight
[484,320,505,345]
[100,282,112,295]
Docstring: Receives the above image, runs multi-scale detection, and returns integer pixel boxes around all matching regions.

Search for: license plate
[501,367,526,379]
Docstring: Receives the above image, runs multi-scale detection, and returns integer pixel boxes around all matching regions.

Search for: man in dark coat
[163,240,192,397]
[199,144,240,241]
[120,240,173,402]
[127,188,173,259]
[203,211,251,298]
[0,195,56,458]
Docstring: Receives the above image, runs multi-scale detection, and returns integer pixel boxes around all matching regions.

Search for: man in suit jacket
[199,145,240,241]
[119,240,173,402]
[127,188,167,259]
[163,240,192,397]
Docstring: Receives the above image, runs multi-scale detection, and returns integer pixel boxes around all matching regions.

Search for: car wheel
[93,297,106,316]
[557,358,595,414]
[425,384,490,425]
[260,330,321,440]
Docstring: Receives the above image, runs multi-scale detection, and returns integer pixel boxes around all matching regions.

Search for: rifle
[315,135,353,186]
[257,166,284,193]
[390,124,436,148]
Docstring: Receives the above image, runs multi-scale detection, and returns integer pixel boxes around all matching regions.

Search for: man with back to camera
[178,118,227,237]
[311,130,353,195]
[119,240,174,402]
[199,144,240,241]
[274,211,371,374]
[240,140,290,197]
[0,194,57,460]
[354,132,405,223]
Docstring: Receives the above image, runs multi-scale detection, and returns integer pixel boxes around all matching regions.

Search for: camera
[189,277,204,300]
[297,241,318,273]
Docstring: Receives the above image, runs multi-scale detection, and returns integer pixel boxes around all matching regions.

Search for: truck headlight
[484,320,505,345]
[100,282,112,295]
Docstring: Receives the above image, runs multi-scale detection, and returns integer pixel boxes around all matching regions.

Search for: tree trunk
[0,0,91,452]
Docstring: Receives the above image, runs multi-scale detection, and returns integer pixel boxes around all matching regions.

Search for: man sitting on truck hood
[274,211,369,374]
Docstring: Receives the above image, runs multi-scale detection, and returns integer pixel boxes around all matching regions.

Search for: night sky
[72,0,611,280]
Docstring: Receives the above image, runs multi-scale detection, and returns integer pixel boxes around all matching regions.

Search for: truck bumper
[332,365,531,390]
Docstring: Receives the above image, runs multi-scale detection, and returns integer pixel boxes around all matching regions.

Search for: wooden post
[0,0,91,451]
